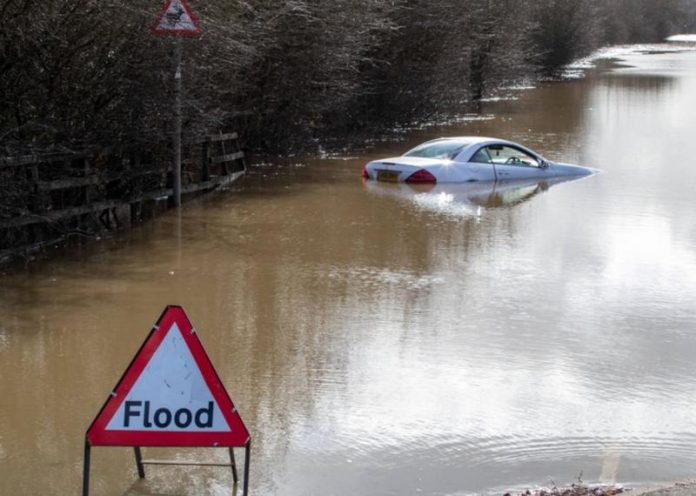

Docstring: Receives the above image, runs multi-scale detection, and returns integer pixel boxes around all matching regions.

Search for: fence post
[201,139,210,182]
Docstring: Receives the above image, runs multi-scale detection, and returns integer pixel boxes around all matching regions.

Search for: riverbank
[631,482,696,496]
[508,481,696,496]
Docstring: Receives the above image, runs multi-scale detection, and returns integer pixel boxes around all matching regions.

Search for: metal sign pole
[173,36,182,207]
[152,0,200,209]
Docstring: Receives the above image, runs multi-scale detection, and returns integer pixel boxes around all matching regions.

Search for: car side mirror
[539,160,550,169]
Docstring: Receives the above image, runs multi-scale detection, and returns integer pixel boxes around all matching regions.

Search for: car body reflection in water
[364,174,592,216]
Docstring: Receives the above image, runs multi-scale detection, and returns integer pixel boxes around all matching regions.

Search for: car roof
[421,136,502,144]
[411,136,546,160]
[416,136,510,149]
[420,136,541,150]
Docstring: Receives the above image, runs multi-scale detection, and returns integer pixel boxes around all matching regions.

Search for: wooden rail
[0,132,246,261]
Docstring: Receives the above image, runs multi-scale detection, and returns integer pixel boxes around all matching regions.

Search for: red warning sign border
[151,0,202,36]
[86,306,249,447]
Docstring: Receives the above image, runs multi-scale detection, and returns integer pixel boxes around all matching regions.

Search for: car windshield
[404,140,473,159]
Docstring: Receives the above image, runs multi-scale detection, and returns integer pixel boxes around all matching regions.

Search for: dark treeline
[1,0,694,155]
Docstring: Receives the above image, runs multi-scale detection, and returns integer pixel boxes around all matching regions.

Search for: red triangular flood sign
[151,0,201,36]
[87,306,249,447]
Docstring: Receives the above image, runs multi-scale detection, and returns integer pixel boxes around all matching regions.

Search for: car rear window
[404,140,472,159]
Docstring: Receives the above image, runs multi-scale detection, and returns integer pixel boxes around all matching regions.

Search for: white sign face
[106,323,230,432]
[153,0,200,34]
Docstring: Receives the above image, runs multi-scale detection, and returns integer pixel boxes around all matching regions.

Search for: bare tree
[1,0,693,154]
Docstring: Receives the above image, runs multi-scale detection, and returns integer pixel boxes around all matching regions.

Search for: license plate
[377,170,400,183]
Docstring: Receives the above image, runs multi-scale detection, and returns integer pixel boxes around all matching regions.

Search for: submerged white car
[361,137,595,184]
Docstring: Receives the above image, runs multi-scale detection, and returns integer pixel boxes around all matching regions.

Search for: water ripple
[325,265,445,291]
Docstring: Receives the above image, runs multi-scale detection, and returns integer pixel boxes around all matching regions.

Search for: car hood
[548,162,598,176]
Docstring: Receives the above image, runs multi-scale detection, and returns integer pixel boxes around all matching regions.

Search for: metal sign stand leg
[229,447,239,484]
[82,439,91,496]
[244,442,251,495]
[134,447,146,478]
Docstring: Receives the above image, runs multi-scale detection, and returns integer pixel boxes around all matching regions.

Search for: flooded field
[2,43,696,495]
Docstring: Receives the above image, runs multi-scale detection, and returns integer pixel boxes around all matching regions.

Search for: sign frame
[82,305,251,495]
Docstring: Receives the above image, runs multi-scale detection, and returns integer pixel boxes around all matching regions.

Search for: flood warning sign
[86,306,249,447]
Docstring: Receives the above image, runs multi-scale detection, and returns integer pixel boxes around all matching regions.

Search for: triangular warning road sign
[86,306,249,447]
[151,0,201,36]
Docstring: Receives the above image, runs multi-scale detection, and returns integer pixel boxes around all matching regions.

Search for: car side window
[470,148,492,163]
[486,145,540,167]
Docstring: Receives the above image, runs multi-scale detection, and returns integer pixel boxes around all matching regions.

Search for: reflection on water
[364,175,592,216]
[2,45,696,496]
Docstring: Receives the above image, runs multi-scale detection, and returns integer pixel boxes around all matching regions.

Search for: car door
[485,145,548,180]
[451,147,497,182]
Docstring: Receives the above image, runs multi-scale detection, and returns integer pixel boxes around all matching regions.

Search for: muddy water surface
[2,44,696,495]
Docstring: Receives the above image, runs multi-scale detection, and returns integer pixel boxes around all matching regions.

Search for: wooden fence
[0,132,246,262]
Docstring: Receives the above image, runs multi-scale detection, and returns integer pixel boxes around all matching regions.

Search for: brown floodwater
[3,43,696,496]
